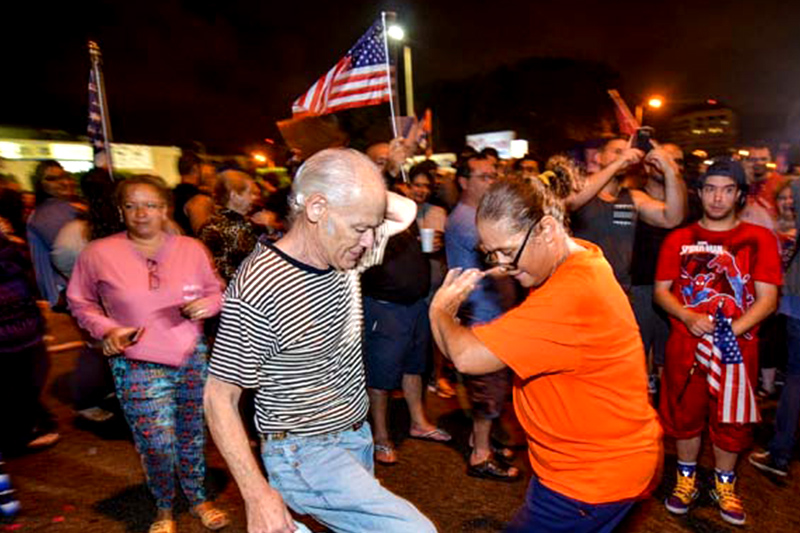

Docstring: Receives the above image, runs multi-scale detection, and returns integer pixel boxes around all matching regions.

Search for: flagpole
[381,12,409,183]
[89,41,114,180]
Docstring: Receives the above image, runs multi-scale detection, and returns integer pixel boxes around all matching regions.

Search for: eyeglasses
[146,258,160,291]
[484,220,538,270]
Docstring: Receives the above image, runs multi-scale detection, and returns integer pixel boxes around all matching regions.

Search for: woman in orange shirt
[430,176,662,533]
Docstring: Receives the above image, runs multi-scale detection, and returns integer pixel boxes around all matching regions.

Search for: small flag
[694,307,760,424]
[292,16,392,117]
[88,68,105,155]
[607,89,640,136]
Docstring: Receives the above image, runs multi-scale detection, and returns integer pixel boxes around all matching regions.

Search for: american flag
[695,307,760,424]
[88,68,105,155]
[292,16,392,117]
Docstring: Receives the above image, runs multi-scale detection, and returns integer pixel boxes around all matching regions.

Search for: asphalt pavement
[2,310,799,532]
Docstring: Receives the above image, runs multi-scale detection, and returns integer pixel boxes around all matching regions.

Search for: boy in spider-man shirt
[654,159,781,527]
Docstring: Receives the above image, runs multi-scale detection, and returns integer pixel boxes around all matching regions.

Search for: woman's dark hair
[80,169,125,241]
[31,160,64,205]
[0,186,26,238]
[114,174,172,209]
[409,162,436,183]
[477,176,565,233]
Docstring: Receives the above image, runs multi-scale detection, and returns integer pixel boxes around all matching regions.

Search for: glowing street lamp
[387,24,405,41]
[636,95,665,125]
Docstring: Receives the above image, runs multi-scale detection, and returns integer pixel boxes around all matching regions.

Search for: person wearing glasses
[430,176,661,532]
[445,154,520,482]
[67,175,228,533]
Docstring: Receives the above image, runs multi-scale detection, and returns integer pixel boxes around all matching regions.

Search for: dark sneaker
[710,474,746,526]
[664,469,698,515]
[749,450,788,477]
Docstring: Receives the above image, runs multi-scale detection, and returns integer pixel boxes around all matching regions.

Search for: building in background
[666,104,739,157]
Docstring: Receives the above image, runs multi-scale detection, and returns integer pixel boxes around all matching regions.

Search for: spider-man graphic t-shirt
[655,221,782,342]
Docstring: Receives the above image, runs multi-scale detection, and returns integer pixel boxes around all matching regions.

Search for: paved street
[3,310,799,532]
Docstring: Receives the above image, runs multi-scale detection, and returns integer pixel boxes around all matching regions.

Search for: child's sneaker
[710,472,746,526]
[664,468,699,515]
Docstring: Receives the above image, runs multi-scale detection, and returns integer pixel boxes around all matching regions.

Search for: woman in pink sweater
[68,175,228,533]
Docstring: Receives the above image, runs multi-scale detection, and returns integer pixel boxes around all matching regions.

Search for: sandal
[374,443,398,465]
[149,520,176,533]
[492,445,516,464]
[409,427,452,443]
[467,457,521,482]
[191,503,230,531]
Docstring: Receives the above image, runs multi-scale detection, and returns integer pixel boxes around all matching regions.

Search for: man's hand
[431,268,484,317]
[615,147,646,172]
[244,489,297,533]
[682,311,715,337]
[644,146,677,177]
[102,326,140,356]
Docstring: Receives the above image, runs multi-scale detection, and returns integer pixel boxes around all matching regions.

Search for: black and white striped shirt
[209,233,387,437]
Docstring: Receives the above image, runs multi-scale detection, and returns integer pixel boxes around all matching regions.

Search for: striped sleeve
[209,294,276,389]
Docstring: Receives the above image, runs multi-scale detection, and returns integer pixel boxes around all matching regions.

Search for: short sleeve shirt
[655,221,782,339]
[473,241,661,504]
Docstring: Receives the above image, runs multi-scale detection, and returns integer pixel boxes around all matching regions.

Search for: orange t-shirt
[473,240,662,504]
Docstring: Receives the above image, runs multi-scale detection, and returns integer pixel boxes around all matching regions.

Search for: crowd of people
[0,127,798,533]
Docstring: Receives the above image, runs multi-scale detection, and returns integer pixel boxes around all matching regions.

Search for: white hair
[289,148,385,218]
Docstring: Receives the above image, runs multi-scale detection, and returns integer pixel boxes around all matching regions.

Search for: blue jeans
[504,476,635,533]
[261,422,436,533]
[769,315,800,467]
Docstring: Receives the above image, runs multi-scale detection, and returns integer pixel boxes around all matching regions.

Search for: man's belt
[263,420,365,442]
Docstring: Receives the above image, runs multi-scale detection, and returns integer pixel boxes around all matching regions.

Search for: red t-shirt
[655,221,782,340]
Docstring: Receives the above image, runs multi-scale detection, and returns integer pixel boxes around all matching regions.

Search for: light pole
[387,24,414,117]
[635,96,664,125]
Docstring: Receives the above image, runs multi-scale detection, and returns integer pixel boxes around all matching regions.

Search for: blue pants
[109,342,208,510]
[261,422,436,533]
[769,315,800,468]
[504,476,635,533]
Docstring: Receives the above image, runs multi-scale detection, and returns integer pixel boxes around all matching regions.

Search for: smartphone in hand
[127,327,145,345]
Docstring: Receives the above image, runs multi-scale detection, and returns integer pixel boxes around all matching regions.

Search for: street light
[386,24,414,117]
[387,24,405,41]
[636,95,665,125]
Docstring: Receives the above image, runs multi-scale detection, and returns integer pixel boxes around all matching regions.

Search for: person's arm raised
[429,268,507,375]
[634,147,686,228]
[204,377,297,533]
[383,191,417,237]
[565,148,644,211]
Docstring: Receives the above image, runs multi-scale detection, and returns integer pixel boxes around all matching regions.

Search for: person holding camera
[570,135,686,293]
[654,159,781,526]
[67,175,228,533]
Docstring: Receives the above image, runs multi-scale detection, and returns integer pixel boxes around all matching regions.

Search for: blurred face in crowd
[366,143,390,173]
[520,159,539,179]
[700,175,740,222]
[316,180,386,271]
[199,163,218,193]
[459,158,496,205]
[41,165,72,199]
[776,186,794,222]
[597,138,628,172]
[744,147,771,182]
[409,172,433,204]
[228,177,259,215]
[120,183,169,240]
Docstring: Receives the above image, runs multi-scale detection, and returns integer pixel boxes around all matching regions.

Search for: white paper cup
[420,228,435,253]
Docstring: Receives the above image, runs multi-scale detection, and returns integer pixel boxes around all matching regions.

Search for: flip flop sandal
[191,505,230,531]
[149,520,176,533]
[492,445,516,464]
[467,457,521,482]
[374,443,398,465]
[409,427,452,442]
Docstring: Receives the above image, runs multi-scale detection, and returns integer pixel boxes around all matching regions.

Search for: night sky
[3,0,799,153]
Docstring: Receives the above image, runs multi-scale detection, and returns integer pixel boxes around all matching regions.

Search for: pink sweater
[67,232,223,366]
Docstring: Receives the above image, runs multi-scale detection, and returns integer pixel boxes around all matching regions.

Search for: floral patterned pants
[109,342,208,510]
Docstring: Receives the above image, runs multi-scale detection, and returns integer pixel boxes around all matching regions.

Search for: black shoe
[467,457,521,482]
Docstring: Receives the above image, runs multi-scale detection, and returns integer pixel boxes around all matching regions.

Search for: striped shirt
[210,231,387,437]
